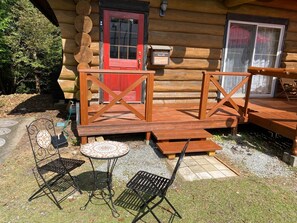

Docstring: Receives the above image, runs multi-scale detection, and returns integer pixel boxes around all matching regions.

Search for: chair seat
[39,158,85,174]
[127,171,170,196]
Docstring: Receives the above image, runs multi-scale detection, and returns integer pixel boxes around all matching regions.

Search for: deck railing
[199,71,253,121]
[78,69,155,127]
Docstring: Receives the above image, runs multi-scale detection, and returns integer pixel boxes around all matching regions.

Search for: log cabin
[29,0,297,158]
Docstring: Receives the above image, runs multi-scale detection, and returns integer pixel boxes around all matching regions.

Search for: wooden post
[145,73,154,122]
[79,71,88,144]
[243,73,253,121]
[199,71,210,119]
[145,72,154,142]
[293,124,297,155]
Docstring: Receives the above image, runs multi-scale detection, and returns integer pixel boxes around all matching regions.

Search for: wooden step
[152,129,212,141]
[157,140,221,159]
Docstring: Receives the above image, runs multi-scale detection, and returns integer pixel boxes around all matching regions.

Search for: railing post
[199,71,210,119]
[293,124,297,155]
[243,73,253,121]
[145,72,154,143]
[79,71,88,144]
[145,73,154,122]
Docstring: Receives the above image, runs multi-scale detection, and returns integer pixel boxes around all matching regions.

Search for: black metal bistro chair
[126,139,190,223]
[26,118,85,209]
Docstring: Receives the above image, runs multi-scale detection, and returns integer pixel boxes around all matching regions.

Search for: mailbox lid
[150,45,171,51]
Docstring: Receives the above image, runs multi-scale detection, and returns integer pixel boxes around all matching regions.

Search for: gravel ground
[93,134,171,182]
[212,126,295,178]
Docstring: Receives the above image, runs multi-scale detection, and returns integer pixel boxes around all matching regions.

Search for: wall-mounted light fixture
[159,0,168,17]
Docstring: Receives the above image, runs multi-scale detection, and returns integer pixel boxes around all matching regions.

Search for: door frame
[99,0,149,103]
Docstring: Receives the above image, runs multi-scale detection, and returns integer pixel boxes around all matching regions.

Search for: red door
[103,10,144,102]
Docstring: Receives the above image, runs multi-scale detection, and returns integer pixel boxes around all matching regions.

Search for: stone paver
[167,154,238,181]
[0,117,34,163]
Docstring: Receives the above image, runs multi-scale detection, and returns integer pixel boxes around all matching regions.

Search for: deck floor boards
[234,98,297,140]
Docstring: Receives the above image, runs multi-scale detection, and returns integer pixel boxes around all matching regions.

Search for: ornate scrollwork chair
[26,118,85,209]
[126,139,190,223]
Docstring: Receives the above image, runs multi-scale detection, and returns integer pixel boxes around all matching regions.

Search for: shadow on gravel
[209,124,293,159]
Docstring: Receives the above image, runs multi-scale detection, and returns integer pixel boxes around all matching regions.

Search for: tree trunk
[35,73,41,94]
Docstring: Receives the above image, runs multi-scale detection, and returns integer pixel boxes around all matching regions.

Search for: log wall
[48,0,297,104]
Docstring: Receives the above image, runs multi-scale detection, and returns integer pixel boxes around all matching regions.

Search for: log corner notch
[224,0,256,8]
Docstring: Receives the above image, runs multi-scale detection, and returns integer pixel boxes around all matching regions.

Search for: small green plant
[70,137,80,146]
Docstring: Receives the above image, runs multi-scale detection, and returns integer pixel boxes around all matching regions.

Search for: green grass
[1,133,297,223]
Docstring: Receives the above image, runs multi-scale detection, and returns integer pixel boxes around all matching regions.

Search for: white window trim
[222,20,285,98]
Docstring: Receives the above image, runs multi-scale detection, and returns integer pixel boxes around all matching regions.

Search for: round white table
[80,140,129,217]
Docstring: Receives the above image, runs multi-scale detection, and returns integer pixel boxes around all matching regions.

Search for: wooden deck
[234,98,297,154]
[77,103,240,136]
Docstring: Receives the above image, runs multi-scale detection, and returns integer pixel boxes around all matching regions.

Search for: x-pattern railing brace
[207,75,249,118]
[87,74,147,123]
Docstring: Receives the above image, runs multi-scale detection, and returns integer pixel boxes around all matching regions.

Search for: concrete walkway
[0,117,34,164]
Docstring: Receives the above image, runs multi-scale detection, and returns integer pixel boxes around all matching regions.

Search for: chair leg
[132,190,162,223]
[31,173,63,209]
[164,196,182,218]
[66,171,83,194]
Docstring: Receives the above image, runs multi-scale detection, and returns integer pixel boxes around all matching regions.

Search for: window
[222,15,287,97]
[109,18,138,59]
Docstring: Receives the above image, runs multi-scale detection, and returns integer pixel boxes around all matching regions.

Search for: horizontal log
[284,41,297,53]
[74,46,93,63]
[149,7,226,25]
[154,69,219,81]
[75,90,93,100]
[154,81,217,92]
[75,15,93,33]
[251,0,297,12]
[149,0,227,14]
[285,32,297,42]
[281,61,297,69]
[59,23,77,39]
[75,32,92,46]
[62,39,76,54]
[153,91,217,99]
[169,46,221,59]
[48,0,76,11]
[76,0,92,15]
[148,31,223,49]
[90,13,99,26]
[229,4,297,21]
[64,92,75,99]
[288,21,297,33]
[149,58,221,70]
[63,53,77,66]
[62,38,99,55]
[90,1,99,13]
[90,26,99,41]
[75,76,92,89]
[224,0,255,8]
[91,55,100,66]
[59,65,77,80]
[54,10,76,24]
[90,42,100,54]
[149,19,224,36]
[282,53,297,61]
[58,79,76,92]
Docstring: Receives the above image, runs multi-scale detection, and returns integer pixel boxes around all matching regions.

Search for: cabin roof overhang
[29,0,58,26]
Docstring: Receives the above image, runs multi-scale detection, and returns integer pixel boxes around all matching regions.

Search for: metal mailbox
[150,45,171,65]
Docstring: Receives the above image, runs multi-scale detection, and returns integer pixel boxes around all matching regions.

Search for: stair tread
[152,129,212,141]
[157,140,221,155]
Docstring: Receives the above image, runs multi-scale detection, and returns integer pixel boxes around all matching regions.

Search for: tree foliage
[0,0,62,94]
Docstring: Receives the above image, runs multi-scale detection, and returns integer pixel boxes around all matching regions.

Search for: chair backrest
[26,118,58,167]
[167,139,190,189]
